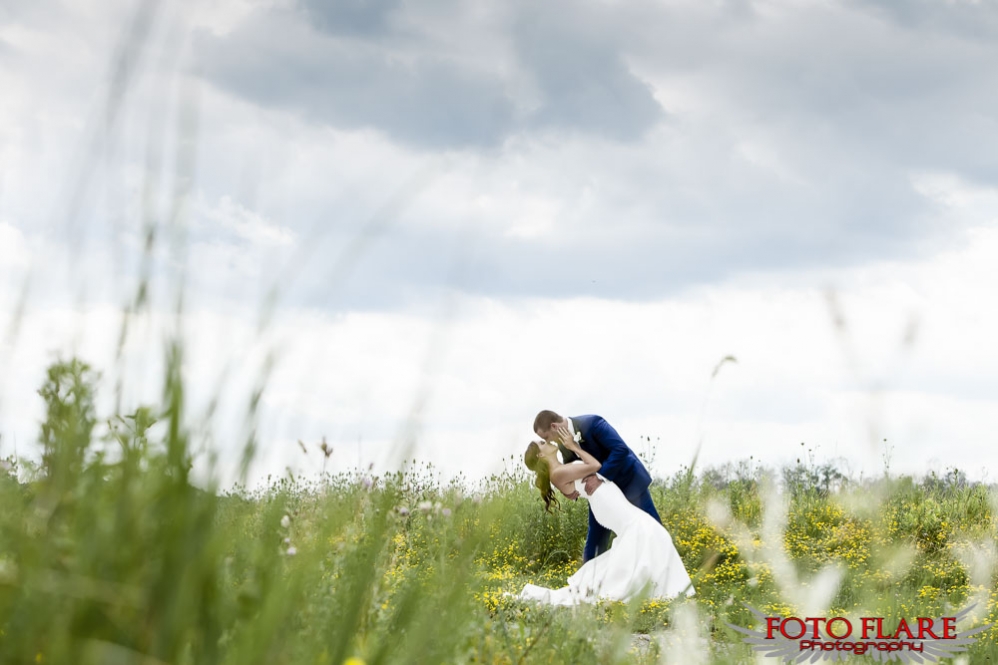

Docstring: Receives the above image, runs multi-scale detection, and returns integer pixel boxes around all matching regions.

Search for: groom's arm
[590,416,631,484]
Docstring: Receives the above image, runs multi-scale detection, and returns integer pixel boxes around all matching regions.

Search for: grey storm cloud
[101,0,998,308]
[299,0,401,37]
[512,2,663,140]
[847,0,998,39]
[194,12,516,149]
[193,1,664,148]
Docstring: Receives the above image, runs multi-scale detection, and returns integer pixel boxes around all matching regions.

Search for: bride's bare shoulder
[548,464,577,494]
[550,459,582,477]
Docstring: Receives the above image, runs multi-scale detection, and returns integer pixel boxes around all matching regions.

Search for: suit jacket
[557,414,651,492]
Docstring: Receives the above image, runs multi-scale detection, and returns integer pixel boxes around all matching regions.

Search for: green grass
[2,358,998,664]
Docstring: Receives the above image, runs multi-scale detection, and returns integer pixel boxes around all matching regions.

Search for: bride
[518,433,695,606]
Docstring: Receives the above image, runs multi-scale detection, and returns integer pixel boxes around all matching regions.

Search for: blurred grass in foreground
[2,358,998,664]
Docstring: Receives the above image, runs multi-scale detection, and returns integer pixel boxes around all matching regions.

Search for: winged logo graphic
[726,604,990,663]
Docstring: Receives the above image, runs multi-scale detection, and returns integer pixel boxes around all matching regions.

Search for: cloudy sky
[1,0,997,488]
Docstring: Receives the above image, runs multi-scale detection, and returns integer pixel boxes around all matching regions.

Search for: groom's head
[533,410,564,443]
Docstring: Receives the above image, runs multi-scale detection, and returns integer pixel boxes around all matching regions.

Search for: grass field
[2,357,997,664]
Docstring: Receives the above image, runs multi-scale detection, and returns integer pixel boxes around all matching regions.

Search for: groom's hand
[553,422,572,444]
[583,475,603,495]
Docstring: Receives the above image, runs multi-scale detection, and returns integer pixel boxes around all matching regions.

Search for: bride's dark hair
[524,441,558,513]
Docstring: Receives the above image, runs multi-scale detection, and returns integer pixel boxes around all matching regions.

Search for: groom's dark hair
[533,410,564,433]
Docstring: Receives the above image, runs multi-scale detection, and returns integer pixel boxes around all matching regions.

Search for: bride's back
[572,466,641,534]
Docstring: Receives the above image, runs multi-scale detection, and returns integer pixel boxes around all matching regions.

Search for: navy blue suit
[559,414,661,562]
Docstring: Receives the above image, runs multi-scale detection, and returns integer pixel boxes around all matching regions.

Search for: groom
[533,410,662,562]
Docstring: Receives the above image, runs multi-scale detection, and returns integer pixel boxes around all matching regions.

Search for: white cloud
[910,171,998,223]
[0,229,994,488]
[0,221,30,271]
[199,195,296,247]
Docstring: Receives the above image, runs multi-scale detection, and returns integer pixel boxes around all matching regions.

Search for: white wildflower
[0,559,17,583]
[280,515,291,529]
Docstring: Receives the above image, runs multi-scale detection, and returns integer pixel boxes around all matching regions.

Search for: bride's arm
[550,436,601,486]
[552,478,578,498]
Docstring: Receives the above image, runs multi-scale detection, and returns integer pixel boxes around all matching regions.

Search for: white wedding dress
[519,464,695,606]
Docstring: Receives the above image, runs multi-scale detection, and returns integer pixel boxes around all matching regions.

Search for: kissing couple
[518,410,695,606]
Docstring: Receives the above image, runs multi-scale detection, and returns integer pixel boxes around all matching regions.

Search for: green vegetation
[2,358,997,664]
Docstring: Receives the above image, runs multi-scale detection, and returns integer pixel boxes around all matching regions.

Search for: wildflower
[283,537,291,545]
[362,476,373,489]
[0,559,17,583]
[344,658,365,665]
[280,515,291,529]
[286,546,297,557]
[442,508,452,517]
[397,506,410,517]
[418,501,433,513]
